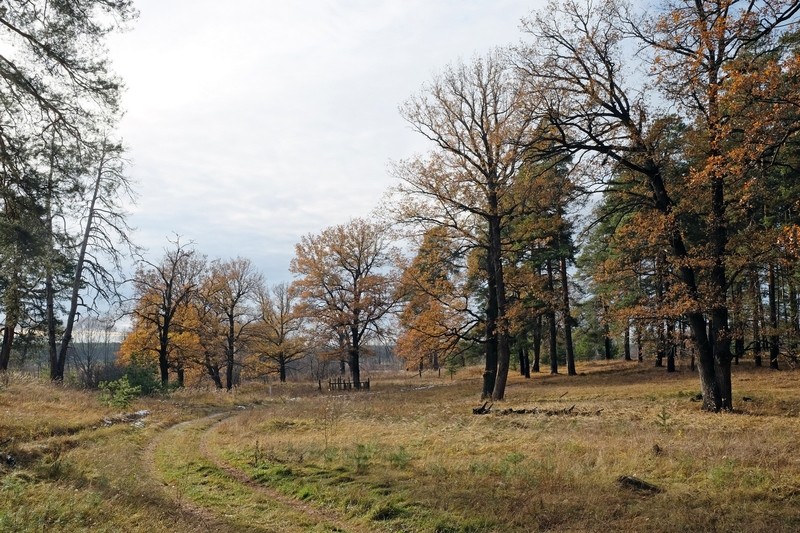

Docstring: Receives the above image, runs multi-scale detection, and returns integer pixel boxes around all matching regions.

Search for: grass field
[1,360,799,532]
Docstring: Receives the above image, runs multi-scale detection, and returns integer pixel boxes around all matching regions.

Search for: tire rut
[143,412,234,532]
[198,412,376,533]
[146,409,376,533]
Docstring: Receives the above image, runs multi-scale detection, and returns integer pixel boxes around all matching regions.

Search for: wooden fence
[321,377,370,391]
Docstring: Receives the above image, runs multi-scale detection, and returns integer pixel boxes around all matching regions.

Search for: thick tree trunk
[688,311,733,411]
[349,347,361,389]
[645,163,733,410]
[225,358,234,391]
[483,261,499,398]
[279,355,287,382]
[349,323,362,389]
[491,214,511,401]
[0,325,14,371]
[206,363,223,389]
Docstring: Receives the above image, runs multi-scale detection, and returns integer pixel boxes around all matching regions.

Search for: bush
[99,376,141,408]
[125,354,162,395]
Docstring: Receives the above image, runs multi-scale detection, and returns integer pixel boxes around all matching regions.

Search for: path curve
[145,408,377,533]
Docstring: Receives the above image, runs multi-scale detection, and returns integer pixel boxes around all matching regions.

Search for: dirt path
[144,409,375,533]
[198,413,376,533]
[143,412,235,532]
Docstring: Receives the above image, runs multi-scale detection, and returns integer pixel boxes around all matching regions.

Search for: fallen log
[617,475,662,494]
[472,402,492,415]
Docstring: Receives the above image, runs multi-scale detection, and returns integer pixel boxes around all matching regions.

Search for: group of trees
[120,241,278,390]
[5,1,800,414]
[120,219,400,390]
[0,1,137,380]
[389,0,800,410]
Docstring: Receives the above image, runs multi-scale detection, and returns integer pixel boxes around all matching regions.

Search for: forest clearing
[2,360,798,532]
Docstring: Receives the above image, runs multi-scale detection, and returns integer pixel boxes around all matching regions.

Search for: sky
[108,0,543,284]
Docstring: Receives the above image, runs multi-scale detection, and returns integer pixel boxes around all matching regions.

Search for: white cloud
[109,0,541,283]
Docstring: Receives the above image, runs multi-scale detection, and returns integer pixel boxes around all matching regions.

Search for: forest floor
[1,359,799,532]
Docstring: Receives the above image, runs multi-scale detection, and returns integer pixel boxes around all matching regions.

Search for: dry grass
[206,361,800,532]
[1,362,799,532]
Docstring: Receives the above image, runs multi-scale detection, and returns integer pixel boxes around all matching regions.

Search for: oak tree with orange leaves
[518,0,800,410]
[290,218,400,389]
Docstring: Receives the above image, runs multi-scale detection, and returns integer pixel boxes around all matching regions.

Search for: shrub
[99,376,141,408]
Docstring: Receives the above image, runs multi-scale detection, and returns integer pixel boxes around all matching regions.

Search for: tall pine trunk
[768,264,780,370]
[546,259,558,374]
[752,269,763,367]
[54,144,111,381]
[560,255,576,375]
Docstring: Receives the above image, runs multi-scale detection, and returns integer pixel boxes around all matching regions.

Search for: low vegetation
[2,361,799,531]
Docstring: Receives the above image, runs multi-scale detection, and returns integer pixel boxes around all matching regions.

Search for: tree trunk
[624,321,632,361]
[532,314,542,373]
[46,276,58,378]
[790,279,799,357]
[206,363,223,389]
[636,324,643,362]
[768,263,780,370]
[55,144,111,381]
[44,153,59,380]
[666,321,676,373]
[279,355,287,382]
[752,269,763,367]
[547,260,558,374]
[560,255,576,375]
[689,310,732,411]
[349,347,361,389]
[225,314,236,391]
[0,325,14,371]
[491,214,511,401]
[483,261,499,398]
[158,327,170,386]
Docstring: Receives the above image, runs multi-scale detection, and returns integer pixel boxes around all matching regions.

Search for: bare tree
[49,138,136,381]
[126,237,205,387]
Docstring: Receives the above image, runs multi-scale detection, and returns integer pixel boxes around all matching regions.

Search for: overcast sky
[108,0,542,283]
